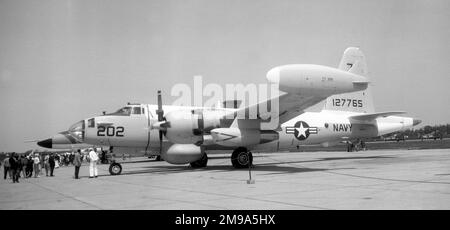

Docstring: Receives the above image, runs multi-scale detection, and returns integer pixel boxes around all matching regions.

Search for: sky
[0,0,449,152]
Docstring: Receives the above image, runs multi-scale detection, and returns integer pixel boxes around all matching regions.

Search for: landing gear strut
[109,162,122,175]
[231,147,253,169]
[190,152,208,168]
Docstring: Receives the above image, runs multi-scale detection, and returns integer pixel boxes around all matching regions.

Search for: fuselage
[68,104,415,154]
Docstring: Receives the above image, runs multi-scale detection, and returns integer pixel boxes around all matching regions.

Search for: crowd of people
[2,148,104,183]
[346,139,367,152]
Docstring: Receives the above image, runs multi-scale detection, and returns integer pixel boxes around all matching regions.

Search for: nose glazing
[68,120,85,141]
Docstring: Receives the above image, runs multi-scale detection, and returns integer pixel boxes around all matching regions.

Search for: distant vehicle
[395,134,407,142]
[421,132,443,140]
[383,135,397,141]
[383,133,408,142]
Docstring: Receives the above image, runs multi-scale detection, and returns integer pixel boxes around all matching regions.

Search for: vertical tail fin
[323,47,374,113]
[338,47,368,76]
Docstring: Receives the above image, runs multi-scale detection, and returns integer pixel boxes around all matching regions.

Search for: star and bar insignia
[286,121,318,141]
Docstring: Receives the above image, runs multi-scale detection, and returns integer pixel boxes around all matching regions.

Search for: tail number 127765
[332,98,363,107]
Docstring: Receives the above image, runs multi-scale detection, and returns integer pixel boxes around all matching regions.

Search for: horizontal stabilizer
[349,111,405,122]
[352,81,369,90]
[352,80,370,85]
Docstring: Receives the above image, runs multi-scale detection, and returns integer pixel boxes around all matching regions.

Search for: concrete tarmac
[1,149,449,209]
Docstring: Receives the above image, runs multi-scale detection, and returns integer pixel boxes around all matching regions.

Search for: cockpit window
[106,107,132,116]
[132,107,141,115]
[88,118,95,128]
[68,120,85,141]
[116,107,132,115]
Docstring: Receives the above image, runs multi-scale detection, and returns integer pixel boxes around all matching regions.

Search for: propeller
[156,90,164,157]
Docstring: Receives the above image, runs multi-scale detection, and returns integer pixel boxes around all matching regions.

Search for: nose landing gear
[109,162,122,175]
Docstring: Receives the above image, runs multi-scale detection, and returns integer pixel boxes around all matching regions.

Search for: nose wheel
[109,162,122,175]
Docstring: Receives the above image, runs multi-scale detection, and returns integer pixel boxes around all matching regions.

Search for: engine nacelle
[266,64,368,96]
[210,128,278,147]
[162,144,203,164]
[163,109,226,144]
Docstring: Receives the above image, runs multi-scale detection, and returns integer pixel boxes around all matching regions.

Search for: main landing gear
[188,148,253,169]
[231,147,253,169]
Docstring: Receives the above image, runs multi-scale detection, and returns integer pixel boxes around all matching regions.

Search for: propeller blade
[159,130,163,154]
[157,90,163,121]
[156,90,164,155]
[151,120,170,130]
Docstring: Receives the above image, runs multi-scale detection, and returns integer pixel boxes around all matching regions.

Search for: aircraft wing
[231,92,326,129]
[349,111,405,123]
[275,93,326,124]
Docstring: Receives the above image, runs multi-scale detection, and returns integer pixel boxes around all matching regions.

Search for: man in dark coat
[49,153,56,177]
[9,152,19,183]
[26,155,33,177]
[73,149,82,179]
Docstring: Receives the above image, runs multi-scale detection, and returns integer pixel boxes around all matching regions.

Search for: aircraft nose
[37,132,79,149]
[37,138,52,148]
[413,118,422,126]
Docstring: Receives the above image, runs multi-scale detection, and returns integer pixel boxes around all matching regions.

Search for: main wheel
[231,148,253,169]
[190,153,208,168]
[109,162,122,175]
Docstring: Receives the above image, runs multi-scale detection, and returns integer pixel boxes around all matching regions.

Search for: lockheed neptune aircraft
[37,47,421,175]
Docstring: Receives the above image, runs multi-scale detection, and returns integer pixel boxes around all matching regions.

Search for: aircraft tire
[231,148,253,169]
[109,162,122,175]
[190,153,208,168]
